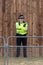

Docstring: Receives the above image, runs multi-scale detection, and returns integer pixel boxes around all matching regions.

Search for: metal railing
[0,36,43,65]
[6,36,43,65]
[7,36,43,48]
[0,36,6,65]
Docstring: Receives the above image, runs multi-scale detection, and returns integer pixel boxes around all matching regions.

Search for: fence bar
[7,36,43,39]
[7,36,43,44]
[6,36,43,65]
[0,36,6,65]
[7,36,43,48]
[7,46,43,48]
[0,36,43,65]
[4,40,8,65]
[0,46,4,48]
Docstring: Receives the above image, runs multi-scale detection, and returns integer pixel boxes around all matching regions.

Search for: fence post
[4,39,8,65]
[0,36,6,65]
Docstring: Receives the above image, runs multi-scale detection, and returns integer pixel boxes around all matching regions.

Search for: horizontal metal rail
[0,46,4,48]
[6,46,43,48]
[0,46,43,48]
[7,36,43,46]
[7,36,43,48]
[7,36,43,39]
[7,36,43,44]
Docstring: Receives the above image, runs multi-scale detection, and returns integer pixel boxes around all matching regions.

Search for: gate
[6,36,43,65]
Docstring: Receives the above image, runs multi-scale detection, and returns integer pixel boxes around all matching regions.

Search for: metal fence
[7,36,43,48]
[0,36,43,65]
[0,36,5,65]
[6,36,43,65]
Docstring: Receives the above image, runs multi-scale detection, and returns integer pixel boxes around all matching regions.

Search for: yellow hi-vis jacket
[16,21,28,35]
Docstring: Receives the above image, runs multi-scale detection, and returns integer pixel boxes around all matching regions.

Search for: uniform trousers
[16,33,27,57]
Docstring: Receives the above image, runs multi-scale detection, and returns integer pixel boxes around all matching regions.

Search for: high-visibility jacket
[16,21,28,35]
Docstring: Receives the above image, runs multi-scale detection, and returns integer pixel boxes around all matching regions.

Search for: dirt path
[8,57,43,65]
[0,57,43,65]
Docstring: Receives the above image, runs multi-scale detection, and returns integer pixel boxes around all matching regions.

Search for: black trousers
[16,34,27,57]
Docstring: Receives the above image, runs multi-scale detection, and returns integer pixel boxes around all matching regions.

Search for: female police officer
[16,15,28,57]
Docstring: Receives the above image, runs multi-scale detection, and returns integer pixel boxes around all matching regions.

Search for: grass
[0,57,43,65]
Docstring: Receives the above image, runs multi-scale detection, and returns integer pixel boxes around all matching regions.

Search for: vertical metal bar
[6,39,9,65]
[4,39,8,65]
[4,39,5,65]
[2,0,6,64]
[4,39,6,65]
[6,40,8,65]
[0,36,6,65]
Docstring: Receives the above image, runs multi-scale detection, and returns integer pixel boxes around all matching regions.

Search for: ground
[0,57,43,65]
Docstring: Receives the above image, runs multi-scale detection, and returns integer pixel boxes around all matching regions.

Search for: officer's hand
[23,24,26,27]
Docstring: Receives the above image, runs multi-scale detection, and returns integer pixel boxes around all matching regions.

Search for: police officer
[16,15,28,57]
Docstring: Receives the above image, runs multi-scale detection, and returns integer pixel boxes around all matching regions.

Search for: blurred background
[0,0,43,57]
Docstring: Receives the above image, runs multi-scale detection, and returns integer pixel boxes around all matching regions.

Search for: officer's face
[19,19,24,22]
